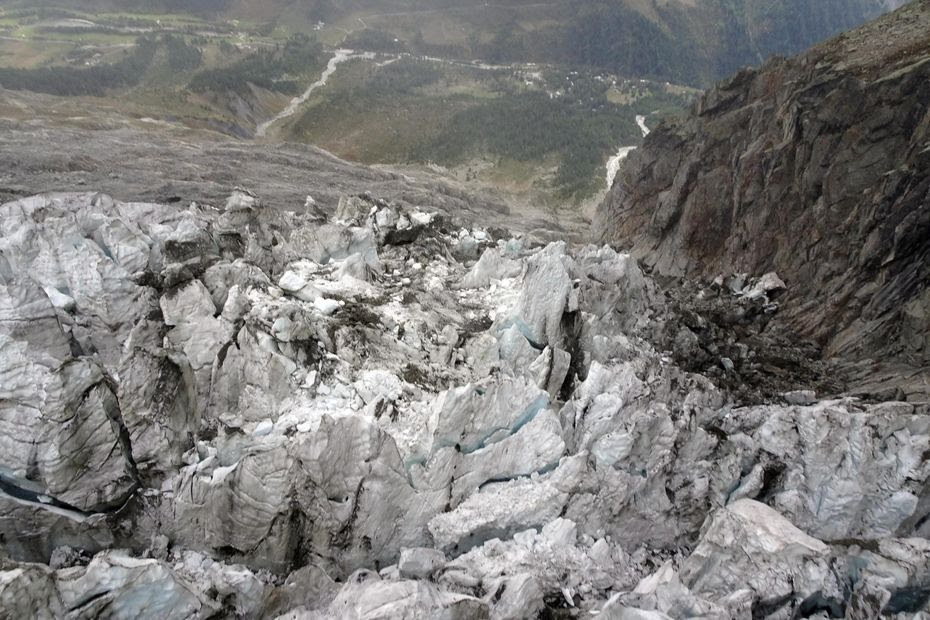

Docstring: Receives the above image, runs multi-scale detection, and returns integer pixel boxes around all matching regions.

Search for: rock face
[595,1,930,373]
[0,188,928,618]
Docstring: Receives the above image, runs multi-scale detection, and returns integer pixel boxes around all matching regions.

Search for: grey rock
[594,2,930,387]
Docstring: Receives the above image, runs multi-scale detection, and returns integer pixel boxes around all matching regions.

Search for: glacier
[0,190,927,619]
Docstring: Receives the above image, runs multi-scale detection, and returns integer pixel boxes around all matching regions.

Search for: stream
[605,114,650,189]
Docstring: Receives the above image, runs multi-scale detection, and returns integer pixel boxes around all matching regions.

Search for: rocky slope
[596,0,930,392]
[1,189,928,618]
[0,98,592,242]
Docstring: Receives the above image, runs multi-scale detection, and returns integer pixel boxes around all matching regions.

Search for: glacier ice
[0,191,927,618]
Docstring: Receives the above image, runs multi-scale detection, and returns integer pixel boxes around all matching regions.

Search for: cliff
[595,0,930,373]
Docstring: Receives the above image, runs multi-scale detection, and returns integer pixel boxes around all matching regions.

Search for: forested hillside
[20,0,896,85]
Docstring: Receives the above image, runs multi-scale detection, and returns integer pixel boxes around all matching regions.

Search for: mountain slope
[595,0,930,377]
[11,0,900,85]
[271,0,902,86]
[522,0,900,85]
